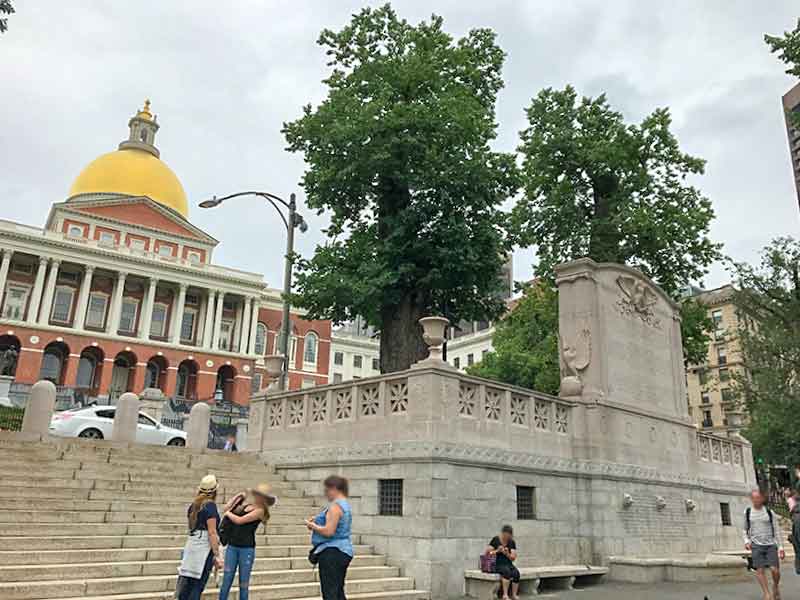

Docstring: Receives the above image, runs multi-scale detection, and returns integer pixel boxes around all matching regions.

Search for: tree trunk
[379,293,429,373]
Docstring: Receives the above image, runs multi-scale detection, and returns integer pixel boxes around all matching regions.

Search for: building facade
[685,285,743,434]
[0,102,330,407]
[782,82,800,211]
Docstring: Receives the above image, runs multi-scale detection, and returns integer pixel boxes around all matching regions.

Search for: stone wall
[249,259,757,599]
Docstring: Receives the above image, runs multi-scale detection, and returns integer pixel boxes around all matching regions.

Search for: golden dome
[69,148,188,217]
[68,101,188,217]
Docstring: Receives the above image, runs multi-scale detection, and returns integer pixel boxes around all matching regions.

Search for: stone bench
[464,565,608,598]
[607,554,750,584]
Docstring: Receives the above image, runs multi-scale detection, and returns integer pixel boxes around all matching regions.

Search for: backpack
[745,507,775,538]
[218,495,246,546]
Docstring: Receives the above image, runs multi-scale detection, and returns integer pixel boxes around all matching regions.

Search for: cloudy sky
[2,1,798,291]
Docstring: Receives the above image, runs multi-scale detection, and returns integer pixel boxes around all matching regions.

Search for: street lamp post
[199,191,307,391]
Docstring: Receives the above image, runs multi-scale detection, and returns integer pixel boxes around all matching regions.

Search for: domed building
[0,102,331,420]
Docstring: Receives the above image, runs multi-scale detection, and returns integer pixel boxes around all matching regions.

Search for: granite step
[53,588,429,600]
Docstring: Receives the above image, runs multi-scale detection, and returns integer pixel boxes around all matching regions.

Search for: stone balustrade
[696,430,745,468]
[249,364,575,455]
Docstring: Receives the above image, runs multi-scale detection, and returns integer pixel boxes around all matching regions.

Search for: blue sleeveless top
[312,498,353,557]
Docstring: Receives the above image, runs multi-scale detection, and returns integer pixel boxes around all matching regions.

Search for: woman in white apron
[176,474,223,600]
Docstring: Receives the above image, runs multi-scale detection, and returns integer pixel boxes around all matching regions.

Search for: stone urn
[419,316,450,362]
[264,354,285,392]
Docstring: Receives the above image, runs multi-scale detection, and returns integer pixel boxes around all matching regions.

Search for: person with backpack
[176,474,223,600]
[218,483,277,600]
[787,489,800,576]
[744,489,785,600]
[485,525,520,600]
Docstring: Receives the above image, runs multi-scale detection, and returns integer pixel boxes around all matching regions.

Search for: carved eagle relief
[559,327,591,378]
[617,276,658,314]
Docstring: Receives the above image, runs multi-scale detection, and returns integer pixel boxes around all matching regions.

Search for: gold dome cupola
[68,101,189,217]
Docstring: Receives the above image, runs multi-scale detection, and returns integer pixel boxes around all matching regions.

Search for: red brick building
[0,102,330,407]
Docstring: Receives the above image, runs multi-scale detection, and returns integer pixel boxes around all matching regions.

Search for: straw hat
[251,483,278,506]
[198,474,218,494]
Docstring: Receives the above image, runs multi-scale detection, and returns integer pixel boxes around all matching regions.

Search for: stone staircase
[0,436,429,600]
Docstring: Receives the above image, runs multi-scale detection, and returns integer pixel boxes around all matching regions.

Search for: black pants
[318,547,352,600]
[176,551,214,600]
[496,564,521,583]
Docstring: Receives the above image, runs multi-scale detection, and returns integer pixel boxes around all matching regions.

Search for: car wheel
[167,437,186,447]
[78,428,104,439]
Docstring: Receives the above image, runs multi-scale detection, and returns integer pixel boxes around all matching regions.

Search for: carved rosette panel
[534,400,550,431]
[335,389,353,421]
[733,445,743,466]
[458,383,477,417]
[287,397,304,427]
[360,385,381,417]
[699,436,711,461]
[310,393,328,424]
[555,404,569,434]
[267,400,284,429]
[722,443,732,464]
[485,389,502,421]
[711,439,722,463]
[510,395,528,426]
[389,380,408,414]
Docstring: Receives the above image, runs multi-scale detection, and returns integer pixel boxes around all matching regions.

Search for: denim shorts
[752,544,779,570]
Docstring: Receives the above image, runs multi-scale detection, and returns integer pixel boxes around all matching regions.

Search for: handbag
[308,543,322,565]
[479,553,496,573]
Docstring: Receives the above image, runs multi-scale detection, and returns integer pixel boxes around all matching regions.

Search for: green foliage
[284,4,519,371]
[0,0,13,33]
[0,405,23,431]
[765,19,800,78]
[467,282,560,395]
[679,299,714,367]
[734,238,800,465]
[765,18,800,127]
[513,85,720,297]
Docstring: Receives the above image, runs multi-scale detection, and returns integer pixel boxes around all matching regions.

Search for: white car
[49,406,187,446]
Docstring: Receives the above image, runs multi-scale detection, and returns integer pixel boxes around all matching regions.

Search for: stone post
[21,380,56,436]
[187,402,210,450]
[112,392,140,443]
[235,418,248,451]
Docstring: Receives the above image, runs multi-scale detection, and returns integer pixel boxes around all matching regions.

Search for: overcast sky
[2,1,799,291]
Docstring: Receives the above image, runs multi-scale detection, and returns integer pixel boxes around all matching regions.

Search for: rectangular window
[67,225,84,238]
[185,293,200,306]
[180,309,197,342]
[700,392,710,405]
[2,284,29,321]
[721,388,734,403]
[334,352,344,366]
[353,355,363,368]
[703,410,713,428]
[467,353,474,366]
[372,357,379,371]
[378,479,403,516]
[482,349,488,359]
[333,373,343,383]
[187,251,202,264]
[516,486,536,520]
[697,368,708,386]
[719,368,730,382]
[50,287,74,323]
[11,262,33,275]
[717,345,727,366]
[129,238,146,251]
[302,378,316,389]
[711,309,723,327]
[157,244,174,257]
[85,294,108,329]
[98,231,116,246]
[150,303,168,337]
[219,319,234,351]
[118,299,138,333]
[453,357,460,369]
[58,271,79,283]
[720,502,732,526]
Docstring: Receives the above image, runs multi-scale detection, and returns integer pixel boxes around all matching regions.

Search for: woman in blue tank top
[306,475,353,600]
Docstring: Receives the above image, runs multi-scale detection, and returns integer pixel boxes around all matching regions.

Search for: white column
[27,257,48,324]
[202,290,215,349]
[247,297,260,355]
[139,277,158,340]
[0,250,13,307]
[239,296,252,354]
[37,258,61,325]
[197,293,207,346]
[105,271,127,334]
[73,265,95,331]
[212,291,225,350]
[171,283,188,345]
[233,301,243,352]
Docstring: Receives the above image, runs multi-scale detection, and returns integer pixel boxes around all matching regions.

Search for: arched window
[303,332,318,365]
[76,356,96,388]
[254,323,267,355]
[144,361,160,389]
[39,342,69,385]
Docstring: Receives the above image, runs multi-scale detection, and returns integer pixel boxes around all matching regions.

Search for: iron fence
[0,405,24,431]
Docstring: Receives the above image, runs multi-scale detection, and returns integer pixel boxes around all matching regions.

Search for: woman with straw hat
[218,483,277,600]
[176,474,223,600]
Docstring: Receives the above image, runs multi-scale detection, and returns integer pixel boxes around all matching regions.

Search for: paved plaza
[556,576,800,599]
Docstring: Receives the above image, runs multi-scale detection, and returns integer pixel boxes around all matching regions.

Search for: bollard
[187,402,210,450]
[21,380,56,436]
[112,392,140,443]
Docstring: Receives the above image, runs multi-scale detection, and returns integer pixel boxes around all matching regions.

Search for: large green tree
[467,281,560,395]
[0,0,13,33]
[512,86,719,296]
[734,238,800,465]
[284,5,518,372]
[766,18,800,127]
